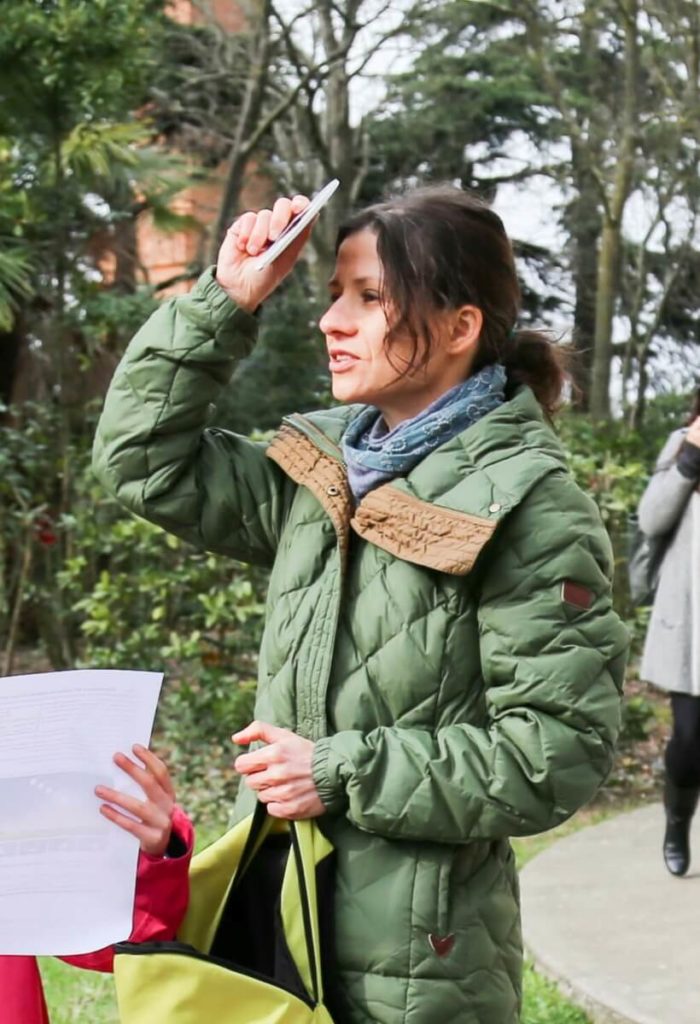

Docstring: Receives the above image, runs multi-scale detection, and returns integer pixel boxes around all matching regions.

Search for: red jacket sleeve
[58,804,194,973]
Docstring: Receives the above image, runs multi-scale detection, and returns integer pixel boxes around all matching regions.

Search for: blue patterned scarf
[342,363,507,501]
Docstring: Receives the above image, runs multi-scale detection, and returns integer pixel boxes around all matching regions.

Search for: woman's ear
[446,304,483,357]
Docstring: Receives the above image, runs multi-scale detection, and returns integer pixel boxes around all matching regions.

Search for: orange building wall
[166,0,246,34]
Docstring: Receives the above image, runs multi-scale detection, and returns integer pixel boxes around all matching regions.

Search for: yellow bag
[114,803,336,1023]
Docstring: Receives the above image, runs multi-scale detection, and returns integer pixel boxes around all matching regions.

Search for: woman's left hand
[95,745,176,857]
[233,722,326,820]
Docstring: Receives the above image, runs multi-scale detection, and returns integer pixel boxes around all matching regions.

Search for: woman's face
[319,229,475,429]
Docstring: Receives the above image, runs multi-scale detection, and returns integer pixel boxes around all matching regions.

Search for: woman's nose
[319,299,357,337]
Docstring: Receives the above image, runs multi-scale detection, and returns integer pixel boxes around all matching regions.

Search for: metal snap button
[488,502,501,513]
[327,484,340,496]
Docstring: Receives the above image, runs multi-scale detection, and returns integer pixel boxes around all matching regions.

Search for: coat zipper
[279,414,349,740]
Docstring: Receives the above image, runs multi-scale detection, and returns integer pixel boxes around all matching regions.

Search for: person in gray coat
[639,386,700,876]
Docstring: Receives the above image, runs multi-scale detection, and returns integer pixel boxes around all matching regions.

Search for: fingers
[247,209,272,255]
[98,802,170,856]
[247,776,322,819]
[112,749,175,810]
[229,195,311,257]
[249,780,302,803]
[237,760,304,787]
[98,746,175,850]
[95,773,173,858]
[132,744,176,800]
[234,745,278,775]
[269,197,293,239]
[262,790,327,821]
[233,721,291,746]
[291,193,309,213]
[95,784,170,832]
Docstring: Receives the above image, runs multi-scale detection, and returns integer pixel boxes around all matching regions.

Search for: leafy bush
[62,511,268,826]
[1,401,269,826]
[620,694,657,743]
[555,400,690,638]
[0,400,95,671]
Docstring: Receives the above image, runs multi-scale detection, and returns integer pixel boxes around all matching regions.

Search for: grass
[40,818,603,1024]
[39,959,117,1024]
[522,961,591,1024]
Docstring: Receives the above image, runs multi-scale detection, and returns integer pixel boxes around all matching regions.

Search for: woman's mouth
[329,352,358,373]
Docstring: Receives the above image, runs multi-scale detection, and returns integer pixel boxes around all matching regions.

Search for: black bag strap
[289,822,320,1004]
[232,801,324,1005]
[234,798,272,883]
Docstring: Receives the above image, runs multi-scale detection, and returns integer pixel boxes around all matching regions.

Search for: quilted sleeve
[312,472,629,842]
[638,430,696,538]
[92,268,295,566]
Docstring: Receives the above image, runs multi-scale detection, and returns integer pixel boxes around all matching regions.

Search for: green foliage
[0,400,94,668]
[522,962,591,1024]
[216,273,330,433]
[1,404,266,826]
[0,0,186,346]
[620,694,657,743]
[558,413,649,529]
[364,6,549,196]
[67,287,159,363]
[556,410,649,621]
[0,249,33,333]
[60,503,267,825]
[555,394,688,644]
[0,0,163,131]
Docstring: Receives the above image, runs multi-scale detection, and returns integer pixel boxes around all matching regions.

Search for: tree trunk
[590,218,622,418]
[589,0,639,419]
[568,160,601,411]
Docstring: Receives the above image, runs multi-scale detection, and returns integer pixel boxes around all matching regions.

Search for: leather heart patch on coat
[428,933,455,957]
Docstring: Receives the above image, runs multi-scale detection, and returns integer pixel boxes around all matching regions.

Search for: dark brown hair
[336,185,568,415]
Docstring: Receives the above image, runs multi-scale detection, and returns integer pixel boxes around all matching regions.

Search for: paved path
[520,803,700,1024]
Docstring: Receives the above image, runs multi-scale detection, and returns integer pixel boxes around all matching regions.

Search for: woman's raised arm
[93,197,313,566]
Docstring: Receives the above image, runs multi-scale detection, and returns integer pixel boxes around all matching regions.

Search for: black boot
[663,779,699,877]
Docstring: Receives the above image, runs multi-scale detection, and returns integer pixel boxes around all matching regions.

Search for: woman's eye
[362,291,379,303]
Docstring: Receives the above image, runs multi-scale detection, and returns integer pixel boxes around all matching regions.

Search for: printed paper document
[0,669,163,954]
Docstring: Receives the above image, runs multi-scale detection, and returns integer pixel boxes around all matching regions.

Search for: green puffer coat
[93,269,629,1024]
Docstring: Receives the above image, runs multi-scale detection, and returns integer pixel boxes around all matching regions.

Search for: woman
[638,387,700,877]
[1,747,193,1024]
[93,186,628,1024]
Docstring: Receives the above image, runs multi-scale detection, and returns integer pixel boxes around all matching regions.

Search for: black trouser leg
[663,693,700,876]
[666,693,700,787]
